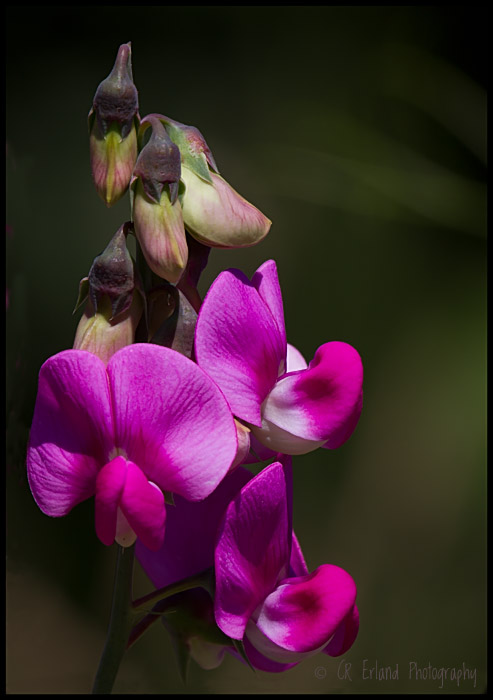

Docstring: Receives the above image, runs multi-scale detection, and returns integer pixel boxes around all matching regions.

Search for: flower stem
[92,545,136,694]
[131,567,214,614]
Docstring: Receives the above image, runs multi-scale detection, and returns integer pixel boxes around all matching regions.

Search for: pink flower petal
[261,341,363,448]
[243,634,298,672]
[252,260,286,362]
[107,344,237,500]
[323,604,360,657]
[27,350,114,517]
[255,564,357,654]
[119,461,166,551]
[214,461,292,640]
[286,343,308,373]
[245,618,317,665]
[95,456,127,546]
[137,466,253,587]
[195,269,285,426]
[289,532,309,577]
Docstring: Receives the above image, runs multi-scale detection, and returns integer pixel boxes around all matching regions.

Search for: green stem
[92,545,136,694]
[131,567,214,614]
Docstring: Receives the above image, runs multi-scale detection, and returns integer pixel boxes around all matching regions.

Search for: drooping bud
[73,223,143,364]
[89,43,139,206]
[162,116,271,248]
[131,117,188,283]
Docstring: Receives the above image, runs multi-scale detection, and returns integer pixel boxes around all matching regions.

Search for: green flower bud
[161,116,271,248]
[131,117,187,283]
[73,223,143,363]
[88,43,139,206]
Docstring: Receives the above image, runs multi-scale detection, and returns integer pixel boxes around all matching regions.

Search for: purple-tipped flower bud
[89,43,139,206]
[131,117,188,283]
[73,223,143,363]
[163,117,271,248]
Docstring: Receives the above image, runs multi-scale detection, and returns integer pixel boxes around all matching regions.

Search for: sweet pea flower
[137,460,359,672]
[27,344,237,551]
[194,260,363,456]
[215,461,359,668]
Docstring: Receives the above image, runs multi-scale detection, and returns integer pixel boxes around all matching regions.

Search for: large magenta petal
[107,344,237,500]
[252,260,286,364]
[195,269,285,427]
[261,341,363,448]
[136,466,253,588]
[255,564,357,654]
[214,461,292,639]
[323,604,360,657]
[27,350,114,517]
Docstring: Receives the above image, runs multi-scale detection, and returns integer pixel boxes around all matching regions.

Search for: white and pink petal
[259,341,363,450]
[255,564,357,654]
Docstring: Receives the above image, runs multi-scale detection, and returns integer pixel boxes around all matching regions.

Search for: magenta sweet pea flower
[214,461,359,667]
[27,344,237,551]
[194,260,363,456]
[137,460,359,672]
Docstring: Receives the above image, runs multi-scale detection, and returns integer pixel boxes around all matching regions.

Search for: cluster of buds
[26,43,364,685]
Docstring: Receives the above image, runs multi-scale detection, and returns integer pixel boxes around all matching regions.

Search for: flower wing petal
[119,461,166,551]
[95,456,127,546]
[214,461,292,640]
[262,341,363,447]
[322,604,360,657]
[27,350,114,517]
[256,564,357,654]
[107,344,237,500]
[195,269,284,426]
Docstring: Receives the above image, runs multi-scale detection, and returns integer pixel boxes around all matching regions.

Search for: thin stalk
[92,545,136,694]
[131,567,214,614]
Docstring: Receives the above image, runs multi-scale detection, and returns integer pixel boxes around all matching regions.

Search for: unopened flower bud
[131,117,187,283]
[89,43,139,206]
[88,223,136,319]
[163,116,271,248]
[73,292,143,366]
[73,223,143,363]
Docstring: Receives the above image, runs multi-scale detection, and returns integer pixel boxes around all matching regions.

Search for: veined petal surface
[252,260,286,359]
[107,344,237,500]
[27,350,114,516]
[195,269,285,426]
[214,461,292,639]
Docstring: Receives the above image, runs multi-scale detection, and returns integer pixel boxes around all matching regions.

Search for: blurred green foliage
[6,6,486,694]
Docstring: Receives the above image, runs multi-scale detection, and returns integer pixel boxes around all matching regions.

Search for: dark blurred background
[6,6,486,694]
